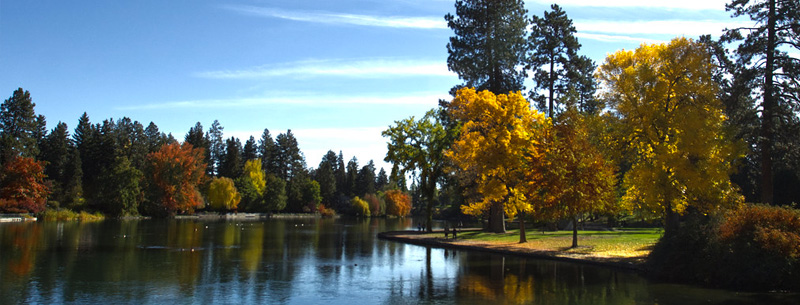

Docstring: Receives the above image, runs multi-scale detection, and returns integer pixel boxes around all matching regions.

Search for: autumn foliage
[384,190,411,217]
[146,142,207,216]
[207,177,241,211]
[0,156,49,213]
[446,88,549,233]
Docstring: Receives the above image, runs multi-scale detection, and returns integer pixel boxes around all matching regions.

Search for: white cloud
[575,32,664,44]
[530,0,729,10]
[195,58,455,79]
[223,5,446,29]
[574,19,748,37]
[116,92,448,110]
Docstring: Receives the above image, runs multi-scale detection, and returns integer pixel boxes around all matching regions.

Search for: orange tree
[446,88,549,239]
[537,108,616,247]
[0,156,49,213]
[145,142,207,216]
[384,190,411,217]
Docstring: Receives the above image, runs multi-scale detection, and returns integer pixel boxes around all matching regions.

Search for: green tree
[185,122,211,175]
[242,136,258,162]
[528,4,594,117]
[0,88,42,163]
[445,0,528,94]
[598,37,743,236]
[722,0,800,204]
[39,122,71,205]
[144,122,168,153]
[315,150,338,206]
[258,128,278,176]
[356,160,377,196]
[96,156,143,217]
[207,120,225,176]
[263,174,287,212]
[302,180,322,212]
[236,159,266,211]
[219,137,243,179]
[383,108,453,233]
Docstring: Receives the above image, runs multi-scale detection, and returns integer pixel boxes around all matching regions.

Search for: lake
[1,217,796,304]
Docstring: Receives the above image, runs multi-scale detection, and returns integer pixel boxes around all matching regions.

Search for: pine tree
[445,0,528,94]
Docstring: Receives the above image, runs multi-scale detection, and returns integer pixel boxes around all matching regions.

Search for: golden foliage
[207,177,241,211]
[597,37,742,218]
[445,88,550,220]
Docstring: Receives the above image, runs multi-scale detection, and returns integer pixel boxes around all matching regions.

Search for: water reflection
[1,218,797,304]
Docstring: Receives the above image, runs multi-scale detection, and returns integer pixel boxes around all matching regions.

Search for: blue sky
[0,0,747,172]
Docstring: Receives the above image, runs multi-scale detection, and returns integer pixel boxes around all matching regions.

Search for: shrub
[318,204,336,217]
[364,193,384,216]
[351,196,370,217]
[647,204,800,291]
[384,190,411,217]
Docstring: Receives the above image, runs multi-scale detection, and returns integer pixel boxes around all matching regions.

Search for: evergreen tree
[40,122,71,205]
[219,137,243,179]
[376,167,389,191]
[259,128,278,175]
[185,122,210,175]
[0,88,41,163]
[206,120,225,176]
[356,160,377,196]
[274,130,305,181]
[316,150,338,206]
[445,0,528,94]
[242,135,258,162]
[144,122,167,153]
[345,157,359,197]
[723,0,800,204]
[528,4,593,117]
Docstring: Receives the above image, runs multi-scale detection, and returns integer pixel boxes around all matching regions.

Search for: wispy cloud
[223,5,446,29]
[574,19,750,37]
[195,58,454,79]
[531,0,729,10]
[116,92,448,111]
[575,33,665,44]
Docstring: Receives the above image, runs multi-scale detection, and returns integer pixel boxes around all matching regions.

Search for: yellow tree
[537,108,616,247]
[597,37,743,236]
[208,177,241,211]
[446,88,549,238]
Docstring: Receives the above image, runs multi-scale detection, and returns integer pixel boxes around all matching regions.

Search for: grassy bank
[40,208,105,221]
[381,228,661,269]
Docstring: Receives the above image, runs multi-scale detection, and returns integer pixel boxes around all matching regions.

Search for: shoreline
[377,230,646,272]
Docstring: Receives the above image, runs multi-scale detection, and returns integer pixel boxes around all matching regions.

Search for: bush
[647,204,800,291]
[364,193,384,216]
[384,190,411,217]
[318,204,336,217]
[351,196,370,217]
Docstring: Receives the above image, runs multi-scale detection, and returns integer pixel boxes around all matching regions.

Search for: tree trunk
[571,215,579,248]
[519,213,527,243]
[663,202,679,237]
[761,0,776,205]
[487,201,506,233]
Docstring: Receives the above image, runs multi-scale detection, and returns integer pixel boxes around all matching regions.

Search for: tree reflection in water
[1,218,794,304]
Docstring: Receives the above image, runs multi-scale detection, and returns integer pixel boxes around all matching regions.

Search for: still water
[1,217,796,304]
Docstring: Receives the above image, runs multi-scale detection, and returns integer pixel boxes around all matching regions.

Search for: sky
[0,0,749,172]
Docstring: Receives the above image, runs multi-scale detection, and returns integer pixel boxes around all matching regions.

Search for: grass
[41,208,105,221]
[424,228,662,258]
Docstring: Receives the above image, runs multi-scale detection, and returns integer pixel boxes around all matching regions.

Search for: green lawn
[428,228,662,258]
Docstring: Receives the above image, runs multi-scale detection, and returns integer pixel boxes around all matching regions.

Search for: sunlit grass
[41,208,105,221]
[422,228,661,259]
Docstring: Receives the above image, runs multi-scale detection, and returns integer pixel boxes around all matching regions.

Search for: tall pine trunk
[761,0,776,205]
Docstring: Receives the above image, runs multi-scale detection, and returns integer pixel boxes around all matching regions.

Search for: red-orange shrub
[719,204,800,258]
[0,156,49,213]
[384,190,411,217]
